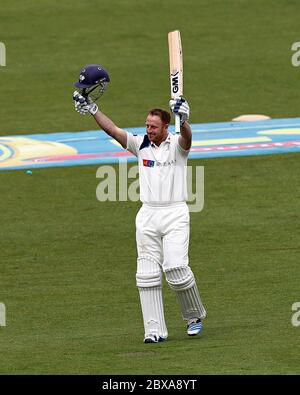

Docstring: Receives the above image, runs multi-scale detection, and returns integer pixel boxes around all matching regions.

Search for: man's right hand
[73,91,99,115]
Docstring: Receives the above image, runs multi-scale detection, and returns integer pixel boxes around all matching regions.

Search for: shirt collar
[151,133,171,148]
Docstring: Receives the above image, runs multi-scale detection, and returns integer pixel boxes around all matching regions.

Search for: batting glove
[73,90,99,116]
[169,97,190,125]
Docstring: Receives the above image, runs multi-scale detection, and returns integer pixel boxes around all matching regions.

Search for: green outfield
[0,0,300,374]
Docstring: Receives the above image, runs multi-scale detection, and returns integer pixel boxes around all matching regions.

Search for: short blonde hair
[148,109,171,125]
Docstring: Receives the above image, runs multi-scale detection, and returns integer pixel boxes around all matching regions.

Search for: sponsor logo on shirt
[156,159,176,167]
[143,159,155,167]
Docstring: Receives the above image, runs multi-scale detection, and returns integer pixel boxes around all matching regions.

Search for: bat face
[168,30,183,99]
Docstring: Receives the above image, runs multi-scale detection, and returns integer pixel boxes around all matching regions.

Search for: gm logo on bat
[171,71,179,94]
[0,42,6,67]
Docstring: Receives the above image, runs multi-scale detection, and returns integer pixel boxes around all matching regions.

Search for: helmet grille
[80,79,108,102]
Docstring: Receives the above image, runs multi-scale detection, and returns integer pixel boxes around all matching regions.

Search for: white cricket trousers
[135,202,189,339]
[135,202,190,269]
[135,202,206,339]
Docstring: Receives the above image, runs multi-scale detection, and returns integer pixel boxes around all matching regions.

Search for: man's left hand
[169,97,190,125]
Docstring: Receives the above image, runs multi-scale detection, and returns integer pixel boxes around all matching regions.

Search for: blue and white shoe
[144,334,167,343]
[187,318,202,336]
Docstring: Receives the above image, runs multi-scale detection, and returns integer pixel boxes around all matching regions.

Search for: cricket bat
[168,30,183,134]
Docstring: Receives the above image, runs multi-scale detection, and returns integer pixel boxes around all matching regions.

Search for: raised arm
[93,110,127,149]
[169,97,192,150]
[178,120,192,150]
[73,90,127,149]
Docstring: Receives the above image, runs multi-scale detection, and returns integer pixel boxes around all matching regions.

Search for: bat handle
[175,114,181,134]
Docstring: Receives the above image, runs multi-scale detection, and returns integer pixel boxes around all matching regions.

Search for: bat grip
[175,114,181,134]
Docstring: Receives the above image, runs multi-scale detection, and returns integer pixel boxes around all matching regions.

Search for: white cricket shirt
[126,132,190,204]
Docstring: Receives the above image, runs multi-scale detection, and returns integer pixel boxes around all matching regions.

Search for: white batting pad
[165,266,206,321]
[136,256,162,288]
[138,287,168,339]
[136,257,168,339]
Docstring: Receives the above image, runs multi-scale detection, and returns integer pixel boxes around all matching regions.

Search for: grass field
[1,0,300,374]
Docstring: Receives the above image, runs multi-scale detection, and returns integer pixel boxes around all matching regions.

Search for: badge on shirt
[143,159,155,167]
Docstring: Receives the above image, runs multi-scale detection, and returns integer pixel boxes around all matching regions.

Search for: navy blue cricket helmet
[74,64,110,89]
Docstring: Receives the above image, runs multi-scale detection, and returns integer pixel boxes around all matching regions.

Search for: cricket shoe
[187,318,202,336]
[144,334,167,344]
